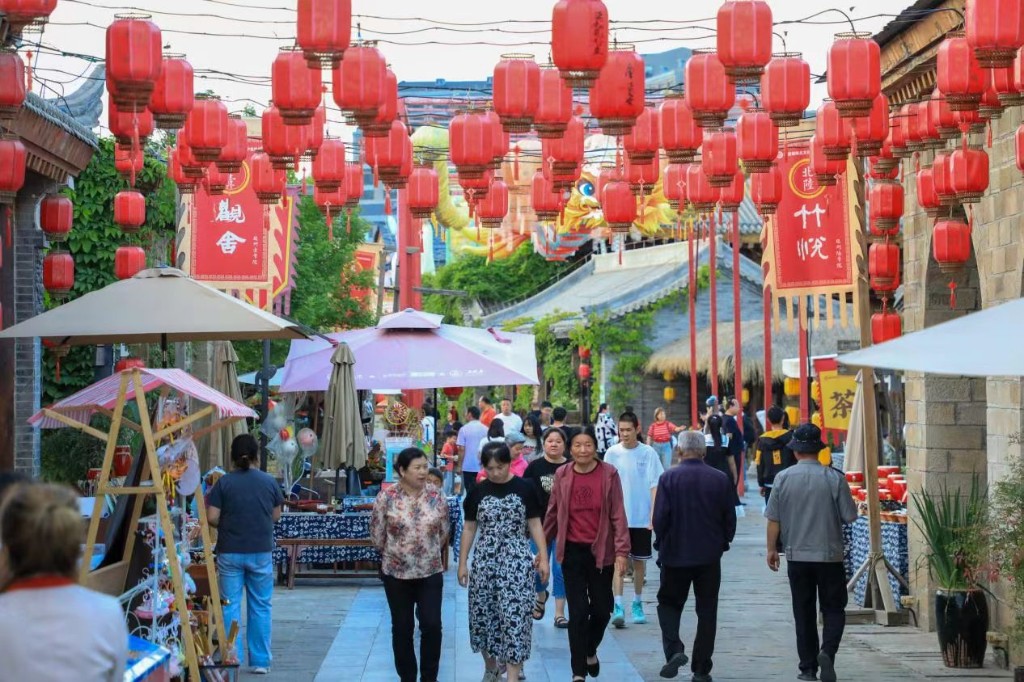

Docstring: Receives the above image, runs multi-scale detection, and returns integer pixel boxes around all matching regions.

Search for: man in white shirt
[603,411,664,627]
[456,406,488,497]
[498,398,523,434]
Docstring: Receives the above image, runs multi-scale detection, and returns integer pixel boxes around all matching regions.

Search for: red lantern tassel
[373,163,379,188]
[968,205,974,231]
[913,151,920,174]
[347,208,352,233]
[384,191,392,215]
[513,145,520,181]
[264,205,269,232]
[5,205,11,246]
[948,281,957,309]
[618,235,623,266]
[488,232,494,263]
[987,121,993,149]
[24,51,32,92]
[326,205,333,240]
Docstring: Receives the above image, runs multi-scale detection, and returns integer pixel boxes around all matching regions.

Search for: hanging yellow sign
[817,369,858,432]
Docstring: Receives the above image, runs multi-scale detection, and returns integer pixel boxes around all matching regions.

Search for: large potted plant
[988,454,1024,680]
[913,475,991,668]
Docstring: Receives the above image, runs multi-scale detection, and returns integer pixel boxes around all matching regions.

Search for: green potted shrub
[912,475,992,668]
[988,454,1024,680]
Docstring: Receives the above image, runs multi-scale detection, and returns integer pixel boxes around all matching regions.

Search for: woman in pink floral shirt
[370,448,451,682]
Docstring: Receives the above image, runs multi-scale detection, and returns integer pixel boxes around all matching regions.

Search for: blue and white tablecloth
[273,496,462,567]
[843,515,909,607]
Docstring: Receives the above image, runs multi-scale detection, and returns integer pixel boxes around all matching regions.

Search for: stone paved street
[244,487,1012,682]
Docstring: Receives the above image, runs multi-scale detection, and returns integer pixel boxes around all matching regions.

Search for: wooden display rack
[49,370,231,680]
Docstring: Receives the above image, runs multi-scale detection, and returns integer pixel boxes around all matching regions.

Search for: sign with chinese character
[761,141,864,330]
[350,242,382,309]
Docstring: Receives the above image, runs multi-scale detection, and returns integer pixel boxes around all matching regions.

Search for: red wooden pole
[732,212,742,407]
[798,296,810,422]
[689,223,698,427]
[709,211,719,399]
[763,284,773,410]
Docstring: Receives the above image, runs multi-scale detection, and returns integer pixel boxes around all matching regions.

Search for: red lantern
[344,161,364,207]
[954,106,986,135]
[204,164,231,195]
[312,138,346,192]
[168,148,197,195]
[443,386,464,400]
[751,162,783,216]
[0,0,56,33]
[659,94,702,163]
[625,155,658,196]
[494,54,540,133]
[949,147,989,204]
[251,152,286,205]
[0,48,26,122]
[114,190,146,233]
[851,94,889,158]
[932,151,957,207]
[108,100,154,146]
[150,53,193,130]
[477,180,509,228]
[686,49,736,129]
[0,137,26,203]
[450,111,497,179]
[966,0,1024,68]
[718,170,745,212]
[272,46,322,126]
[362,70,398,139]
[888,110,910,159]
[869,181,903,232]
[868,141,899,180]
[916,168,942,218]
[331,42,387,126]
[296,0,351,67]
[214,115,248,175]
[39,194,72,242]
[602,178,636,232]
[262,104,304,170]
[115,142,144,183]
[407,164,439,219]
[105,13,162,111]
[868,241,900,292]
[937,32,985,112]
[531,170,563,221]
[685,163,720,212]
[761,52,811,127]
[183,95,229,163]
[929,90,960,142]
[484,109,509,170]
[114,246,146,280]
[579,346,592,360]
[306,104,326,160]
[933,218,972,273]
[542,115,585,176]
[992,65,1023,107]
[624,106,660,164]
[460,169,494,200]
[534,65,574,138]
[871,311,902,344]
[702,129,739,188]
[663,162,686,210]
[367,121,410,185]
[827,32,881,118]
[314,185,346,222]
[816,100,852,161]
[551,0,609,89]
[979,70,1006,120]
[809,134,844,187]
[42,252,74,295]
[717,0,773,83]
[577,363,592,380]
[175,135,205,180]
[736,108,778,172]
[900,102,926,153]
[589,46,646,137]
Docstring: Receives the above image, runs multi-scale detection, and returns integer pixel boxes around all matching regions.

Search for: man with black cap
[765,423,858,682]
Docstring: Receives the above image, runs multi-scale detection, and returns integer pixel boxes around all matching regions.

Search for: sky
[27,0,909,140]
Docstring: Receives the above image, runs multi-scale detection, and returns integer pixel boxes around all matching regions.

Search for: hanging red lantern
[362,69,398,139]
[736,108,778,173]
[761,52,811,127]
[816,100,852,161]
[305,104,326,160]
[718,170,745,212]
[42,251,74,295]
[344,161,364,208]
[542,115,585,175]
[901,101,927,153]
[685,163,720,212]
[168,148,197,195]
[992,65,1023,107]
[663,162,686,210]
[0,0,57,33]
[625,154,658,196]
[450,111,497,179]
[937,32,985,112]
[0,137,26,204]
[579,346,592,360]
[659,94,702,163]
[929,90,961,142]
[493,54,540,133]
[407,164,439,219]
[114,245,146,280]
[932,151,957,208]
[888,110,910,159]
[367,120,409,187]
[115,142,144,183]
[459,169,494,200]
[204,164,231,195]
[917,95,945,150]
[869,181,903,232]
[954,106,986,135]
[150,53,193,130]
[484,109,509,170]
[589,45,646,137]
[477,180,509,228]
[251,152,286,205]
[916,168,942,218]
[272,46,322,126]
[262,103,304,170]
[183,94,229,163]
[331,42,387,127]
[380,136,413,190]
[827,32,881,118]
[686,49,736,129]
[577,363,592,381]
[871,311,902,344]
[717,0,773,84]
[751,161,783,216]
[949,147,989,204]
[105,13,162,111]
[868,141,899,180]
[39,194,72,242]
[966,0,1024,68]
[108,100,154,146]
[531,170,563,221]
[868,241,901,292]
[443,386,464,400]
[602,178,636,232]
[175,135,205,180]
[114,190,145,233]
[312,138,346,192]
[214,115,248,175]
[978,69,1005,120]
[933,218,972,273]
[296,0,351,67]
[624,106,660,164]
[851,94,889,158]
[534,65,574,138]
[551,0,609,89]
[703,129,739,188]
[0,48,26,122]
[314,185,346,223]
[809,134,844,187]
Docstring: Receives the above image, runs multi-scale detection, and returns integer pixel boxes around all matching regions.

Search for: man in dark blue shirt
[652,431,737,681]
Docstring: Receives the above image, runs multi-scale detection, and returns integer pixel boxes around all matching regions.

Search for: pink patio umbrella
[280,309,539,393]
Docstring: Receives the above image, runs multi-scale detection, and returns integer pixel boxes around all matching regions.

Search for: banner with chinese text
[350,242,383,311]
[760,141,863,330]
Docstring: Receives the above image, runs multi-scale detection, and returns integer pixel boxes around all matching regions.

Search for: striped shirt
[647,420,679,443]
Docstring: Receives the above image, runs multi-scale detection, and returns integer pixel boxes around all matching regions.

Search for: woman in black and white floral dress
[458,442,549,682]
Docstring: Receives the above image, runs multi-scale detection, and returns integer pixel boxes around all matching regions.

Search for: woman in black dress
[523,427,570,627]
[703,414,740,506]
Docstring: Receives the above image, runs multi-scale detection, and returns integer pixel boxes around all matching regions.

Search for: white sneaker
[251,666,270,674]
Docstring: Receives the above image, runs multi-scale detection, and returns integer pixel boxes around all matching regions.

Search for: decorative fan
[384,400,413,427]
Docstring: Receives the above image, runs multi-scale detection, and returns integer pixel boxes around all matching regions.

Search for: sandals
[554,616,569,629]
[532,590,549,620]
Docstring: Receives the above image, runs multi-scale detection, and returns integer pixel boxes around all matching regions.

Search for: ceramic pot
[113,445,133,477]
[935,589,989,668]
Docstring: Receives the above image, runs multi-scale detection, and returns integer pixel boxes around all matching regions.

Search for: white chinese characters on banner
[793,202,830,262]
[216,230,247,255]
[214,199,246,224]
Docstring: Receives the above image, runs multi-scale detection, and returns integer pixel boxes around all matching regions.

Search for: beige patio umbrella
[203,341,250,470]
[843,370,867,474]
[319,342,367,471]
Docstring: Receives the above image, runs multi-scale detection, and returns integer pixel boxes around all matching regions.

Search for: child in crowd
[427,467,445,490]
[440,430,458,495]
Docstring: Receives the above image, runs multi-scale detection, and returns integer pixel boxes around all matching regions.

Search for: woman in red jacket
[543,428,630,682]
